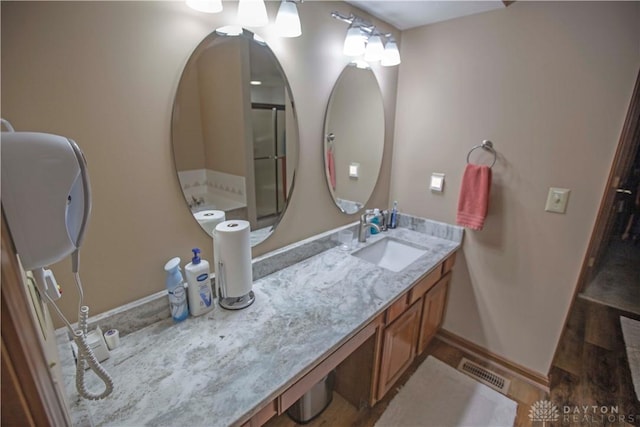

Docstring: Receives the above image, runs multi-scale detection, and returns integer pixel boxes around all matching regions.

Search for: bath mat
[620,316,640,401]
[375,356,517,427]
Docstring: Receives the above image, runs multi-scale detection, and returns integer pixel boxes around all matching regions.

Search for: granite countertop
[58,216,462,426]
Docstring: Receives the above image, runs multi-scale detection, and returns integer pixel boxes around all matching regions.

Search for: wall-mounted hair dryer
[1,128,91,273]
[1,119,113,400]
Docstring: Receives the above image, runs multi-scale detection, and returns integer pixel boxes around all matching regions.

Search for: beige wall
[197,37,250,176]
[172,56,205,172]
[1,1,398,325]
[392,1,640,375]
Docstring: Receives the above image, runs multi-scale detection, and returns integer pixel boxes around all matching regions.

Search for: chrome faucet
[359,212,381,242]
[189,195,204,208]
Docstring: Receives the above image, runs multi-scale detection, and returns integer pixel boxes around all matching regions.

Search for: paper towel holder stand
[217,260,256,310]
[219,291,255,310]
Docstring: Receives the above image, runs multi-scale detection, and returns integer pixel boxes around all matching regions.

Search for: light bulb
[186,0,223,13]
[364,33,384,62]
[381,39,401,66]
[238,0,269,28]
[343,24,366,57]
[275,0,301,38]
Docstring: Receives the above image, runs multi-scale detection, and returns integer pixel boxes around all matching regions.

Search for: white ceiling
[344,1,506,31]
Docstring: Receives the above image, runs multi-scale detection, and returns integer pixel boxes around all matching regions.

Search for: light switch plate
[349,162,359,179]
[430,173,445,192]
[545,187,570,213]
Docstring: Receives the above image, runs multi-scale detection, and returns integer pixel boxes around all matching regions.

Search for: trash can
[286,371,335,423]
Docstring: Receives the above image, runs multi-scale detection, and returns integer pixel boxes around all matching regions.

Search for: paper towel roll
[194,210,225,237]
[214,220,253,299]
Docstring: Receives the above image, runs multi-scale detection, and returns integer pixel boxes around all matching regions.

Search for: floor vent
[457,358,511,394]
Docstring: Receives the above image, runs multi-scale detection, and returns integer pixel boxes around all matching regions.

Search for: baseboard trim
[437,329,550,392]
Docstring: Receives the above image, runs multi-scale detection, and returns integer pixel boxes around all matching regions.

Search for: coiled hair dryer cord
[43,272,114,400]
[73,306,113,400]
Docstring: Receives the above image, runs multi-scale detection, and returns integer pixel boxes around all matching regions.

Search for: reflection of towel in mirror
[456,164,491,231]
[327,148,336,190]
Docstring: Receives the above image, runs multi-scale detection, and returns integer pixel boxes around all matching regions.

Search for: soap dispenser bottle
[164,257,189,322]
[185,248,214,316]
[371,208,381,234]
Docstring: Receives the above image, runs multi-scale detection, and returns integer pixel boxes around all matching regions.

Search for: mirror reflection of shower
[252,104,286,229]
[247,39,294,239]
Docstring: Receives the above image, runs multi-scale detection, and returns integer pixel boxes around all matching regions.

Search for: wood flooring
[266,297,640,426]
[550,298,640,427]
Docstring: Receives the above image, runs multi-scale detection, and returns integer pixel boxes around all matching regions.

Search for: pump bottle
[185,248,214,316]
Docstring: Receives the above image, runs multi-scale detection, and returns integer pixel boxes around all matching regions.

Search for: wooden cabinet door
[377,302,421,400]
[417,272,451,355]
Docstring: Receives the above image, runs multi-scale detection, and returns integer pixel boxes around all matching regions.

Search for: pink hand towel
[456,164,492,231]
[327,148,336,190]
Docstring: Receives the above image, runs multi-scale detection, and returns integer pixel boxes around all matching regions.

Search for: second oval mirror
[172,29,298,246]
[324,65,385,214]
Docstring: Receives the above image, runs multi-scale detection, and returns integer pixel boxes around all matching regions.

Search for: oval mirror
[323,65,385,214]
[172,29,298,246]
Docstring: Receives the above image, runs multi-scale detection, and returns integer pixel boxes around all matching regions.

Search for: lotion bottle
[185,248,214,316]
[164,257,189,322]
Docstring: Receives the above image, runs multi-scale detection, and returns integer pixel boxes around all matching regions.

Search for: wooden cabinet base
[376,302,421,400]
[417,272,450,355]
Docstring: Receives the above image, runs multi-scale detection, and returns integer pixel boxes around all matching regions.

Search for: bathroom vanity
[58,215,462,426]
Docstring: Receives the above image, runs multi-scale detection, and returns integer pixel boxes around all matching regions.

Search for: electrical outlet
[545,187,570,214]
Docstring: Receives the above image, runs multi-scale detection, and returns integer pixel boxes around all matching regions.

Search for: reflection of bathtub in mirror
[180,168,273,243]
[179,169,248,220]
[336,198,363,215]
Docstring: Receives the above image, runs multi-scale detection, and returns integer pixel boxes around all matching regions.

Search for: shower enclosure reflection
[172,29,298,246]
[252,104,287,229]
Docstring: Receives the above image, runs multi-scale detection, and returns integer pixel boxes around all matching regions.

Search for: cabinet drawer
[240,400,277,427]
[443,252,457,273]
[408,266,442,305]
[385,293,410,325]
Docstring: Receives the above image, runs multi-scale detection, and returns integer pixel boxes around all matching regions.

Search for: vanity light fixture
[238,0,269,28]
[191,0,304,38]
[331,11,401,67]
[250,80,263,86]
[364,32,384,62]
[275,0,302,38]
[343,22,367,57]
[186,0,223,13]
[381,37,401,66]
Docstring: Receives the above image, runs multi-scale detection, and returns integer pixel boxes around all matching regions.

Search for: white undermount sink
[352,238,428,272]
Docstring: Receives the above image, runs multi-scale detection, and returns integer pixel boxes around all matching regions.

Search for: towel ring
[466,140,497,168]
